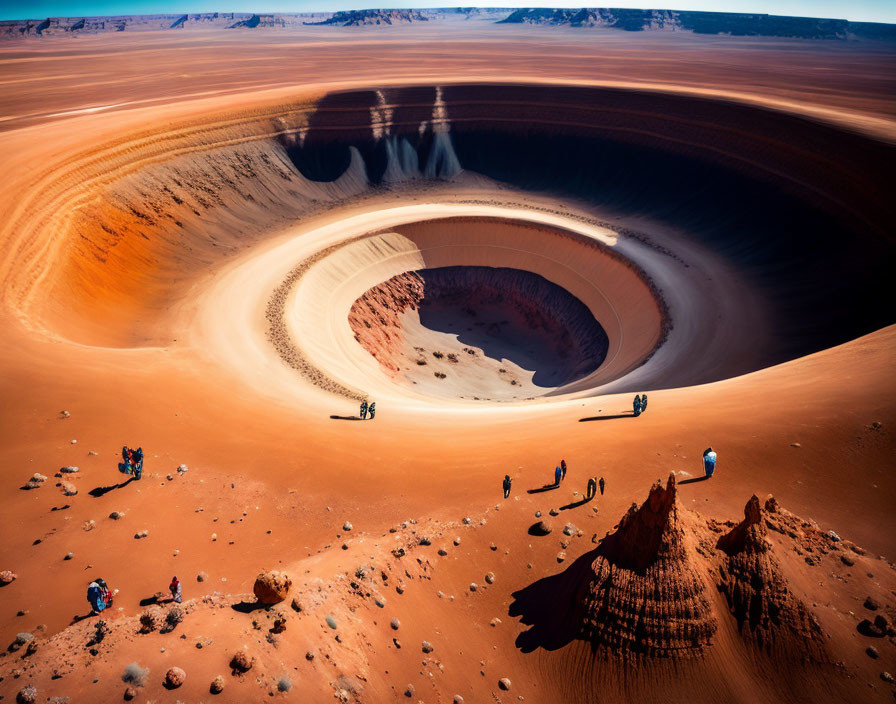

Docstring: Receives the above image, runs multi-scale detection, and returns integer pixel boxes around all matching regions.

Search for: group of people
[633,393,648,417]
[86,578,115,614]
[87,576,181,615]
[502,460,606,502]
[359,400,377,420]
[119,445,144,480]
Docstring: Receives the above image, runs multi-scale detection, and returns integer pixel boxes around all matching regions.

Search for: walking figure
[599,476,605,495]
[554,464,562,486]
[169,576,182,604]
[633,394,642,417]
[641,394,648,412]
[586,477,597,500]
[368,402,376,419]
[703,447,717,478]
[560,459,567,481]
[359,400,368,420]
[502,474,512,499]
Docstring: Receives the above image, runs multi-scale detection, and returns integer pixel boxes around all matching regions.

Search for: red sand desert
[0,15,894,704]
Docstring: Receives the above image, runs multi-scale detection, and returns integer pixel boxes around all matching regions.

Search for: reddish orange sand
[0,25,894,704]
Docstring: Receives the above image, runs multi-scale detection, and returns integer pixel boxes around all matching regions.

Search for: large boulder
[0,570,16,585]
[165,667,186,688]
[253,570,292,604]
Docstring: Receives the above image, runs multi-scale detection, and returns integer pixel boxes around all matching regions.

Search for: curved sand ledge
[193,201,761,408]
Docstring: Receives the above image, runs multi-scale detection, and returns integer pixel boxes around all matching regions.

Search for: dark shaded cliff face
[281,83,895,373]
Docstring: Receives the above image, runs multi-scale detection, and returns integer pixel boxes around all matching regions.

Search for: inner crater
[349,266,610,400]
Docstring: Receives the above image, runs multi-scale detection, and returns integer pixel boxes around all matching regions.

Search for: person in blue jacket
[703,447,717,478]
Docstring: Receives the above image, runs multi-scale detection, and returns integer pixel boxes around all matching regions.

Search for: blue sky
[3,1,894,23]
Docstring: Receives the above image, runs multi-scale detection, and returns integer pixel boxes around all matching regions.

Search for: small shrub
[122,662,149,687]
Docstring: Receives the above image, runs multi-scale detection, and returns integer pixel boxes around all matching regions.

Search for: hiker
[96,578,114,607]
[599,476,605,495]
[560,459,567,481]
[502,474,512,499]
[360,400,368,420]
[641,393,648,412]
[703,447,717,478]
[633,394,642,417]
[554,464,562,486]
[170,576,182,604]
[368,402,376,419]
[586,477,597,500]
[132,447,143,480]
[87,581,106,614]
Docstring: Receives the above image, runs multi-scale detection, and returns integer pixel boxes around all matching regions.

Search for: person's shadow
[330,415,362,421]
[679,475,709,485]
[527,483,559,494]
[578,413,636,422]
[89,476,135,498]
[560,495,593,510]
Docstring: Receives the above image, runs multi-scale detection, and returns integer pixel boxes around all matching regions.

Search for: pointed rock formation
[716,495,827,660]
[579,474,716,656]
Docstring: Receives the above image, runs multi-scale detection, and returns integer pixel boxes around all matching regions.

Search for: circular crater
[279,214,666,403]
[349,265,611,401]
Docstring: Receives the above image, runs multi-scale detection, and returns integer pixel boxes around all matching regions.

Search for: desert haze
[0,8,894,704]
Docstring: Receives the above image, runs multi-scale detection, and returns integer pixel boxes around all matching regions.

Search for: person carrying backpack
[703,447,717,478]
[502,474,512,499]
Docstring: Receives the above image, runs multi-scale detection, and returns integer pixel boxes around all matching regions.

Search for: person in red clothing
[169,576,182,604]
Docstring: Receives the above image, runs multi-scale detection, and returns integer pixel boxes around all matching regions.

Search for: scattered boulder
[867,646,879,659]
[271,614,287,633]
[469,583,478,592]
[530,520,553,536]
[176,464,188,475]
[197,571,208,582]
[419,536,431,546]
[557,551,567,563]
[10,632,33,652]
[421,640,433,653]
[864,596,880,611]
[24,473,47,490]
[549,508,559,516]
[881,671,894,683]
[109,512,122,520]
[123,686,137,700]
[133,530,148,539]
[60,466,79,474]
[230,649,254,674]
[1,570,18,585]
[60,481,78,496]
[858,615,891,638]
[498,677,511,690]
[326,614,338,629]
[563,523,577,536]
[16,685,37,704]
[404,684,415,697]
[63,552,73,560]
[343,521,353,531]
[390,618,400,630]
[826,530,841,542]
[290,597,302,612]
[164,667,186,688]
[210,675,225,694]
[485,572,496,584]
[253,570,292,604]
[840,554,855,566]
[164,605,185,631]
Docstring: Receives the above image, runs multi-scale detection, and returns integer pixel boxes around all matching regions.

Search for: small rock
[563,523,576,536]
[485,572,495,584]
[374,595,386,608]
[453,537,461,546]
[164,667,186,688]
[404,684,415,697]
[326,614,338,629]
[197,571,208,582]
[290,597,302,612]
[419,537,431,546]
[790,442,801,448]
[60,481,78,496]
[499,677,511,690]
[210,675,225,694]
[109,512,122,520]
[531,520,553,536]
[867,646,879,659]
[840,554,855,566]
[63,552,73,561]
[60,410,70,418]
[343,521,353,531]
[438,548,448,556]
[165,474,174,481]
[16,685,37,704]
[490,617,501,627]
[489,542,497,551]
[60,466,78,473]
[123,686,137,700]
[827,530,841,542]
[422,640,434,653]
[177,464,188,474]
[211,533,217,541]
[133,530,148,539]
[1,570,17,585]
[549,508,559,516]
[881,672,893,683]
[462,517,472,525]
[864,596,880,611]
[453,696,465,704]
[557,551,566,563]
[390,618,400,630]
[470,582,478,592]
[534,511,542,518]
[230,649,254,673]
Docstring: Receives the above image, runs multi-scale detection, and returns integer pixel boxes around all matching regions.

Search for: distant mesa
[498,8,896,40]
[0,8,893,40]
[306,9,430,26]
